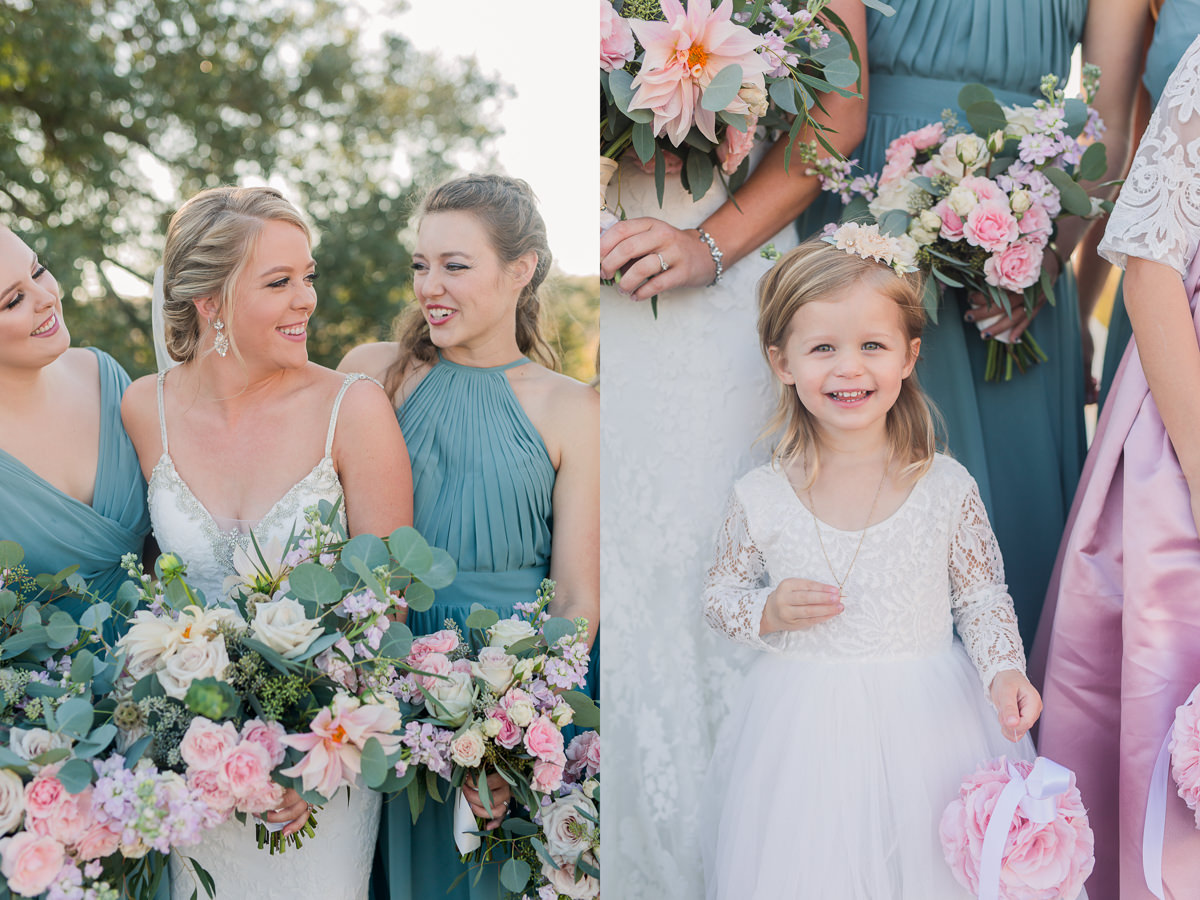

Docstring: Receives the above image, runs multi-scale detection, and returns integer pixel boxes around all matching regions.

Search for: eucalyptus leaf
[287,563,344,606]
[30,747,70,768]
[561,690,600,730]
[842,195,871,223]
[578,853,600,878]
[0,590,15,619]
[20,604,41,628]
[57,758,96,793]
[2,624,48,658]
[25,681,67,698]
[464,606,500,631]
[45,611,79,649]
[295,631,341,662]
[685,146,714,201]
[0,541,23,568]
[131,673,164,702]
[122,735,153,767]
[341,534,389,571]
[0,747,29,770]
[957,83,996,110]
[500,817,540,837]
[79,602,111,630]
[531,836,558,870]
[1063,98,1088,138]
[922,276,941,323]
[541,617,578,647]
[877,209,911,237]
[964,100,1007,137]
[716,110,747,132]
[931,267,964,288]
[768,77,798,115]
[404,581,435,613]
[810,30,851,67]
[239,637,296,675]
[632,121,656,164]
[73,723,118,759]
[386,527,435,576]
[499,859,531,893]
[1041,166,1093,217]
[57,697,95,737]
[859,0,897,13]
[909,175,938,196]
[821,56,860,89]
[360,736,389,789]
[700,64,743,113]
[378,621,413,660]
[1079,142,1107,182]
[422,549,456,590]
[607,68,637,115]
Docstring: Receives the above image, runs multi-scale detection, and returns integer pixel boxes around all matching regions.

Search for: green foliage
[0,0,506,376]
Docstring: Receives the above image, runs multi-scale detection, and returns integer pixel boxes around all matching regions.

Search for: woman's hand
[964,291,1046,343]
[262,787,312,838]
[600,217,718,301]
[463,771,511,831]
[759,578,843,636]
[988,669,1042,742]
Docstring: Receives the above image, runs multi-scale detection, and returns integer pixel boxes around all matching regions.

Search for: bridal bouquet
[939,756,1093,900]
[523,731,601,900]
[601,0,884,205]
[0,541,196,899]
[811,69,1110,380]
[360,580,598,897]
[110,504,454,857]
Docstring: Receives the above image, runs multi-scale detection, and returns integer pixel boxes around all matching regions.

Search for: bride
[598,3,867,897]
[121,185,413,899]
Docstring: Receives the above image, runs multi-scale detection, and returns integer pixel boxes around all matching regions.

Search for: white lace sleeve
[948,482,1026,689]
[1098,35,1200,275]
[702,491,775,651]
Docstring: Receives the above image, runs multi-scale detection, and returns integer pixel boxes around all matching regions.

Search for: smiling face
[412,210,536,364]
[768,279,920,448]
[0,227,70,373]
[215,219,317,371]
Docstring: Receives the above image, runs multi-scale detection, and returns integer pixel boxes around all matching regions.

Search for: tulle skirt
[702,643,1034,900]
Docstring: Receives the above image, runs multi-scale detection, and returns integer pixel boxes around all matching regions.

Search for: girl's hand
[988,669,1042,742]
[760,578,843,636]
[263,787,312,838]
[463,772,511,831]
[964,291,1046,343]
[599,217,718,301]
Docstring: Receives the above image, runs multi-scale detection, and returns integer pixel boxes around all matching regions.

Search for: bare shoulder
[338,341,399,382]
[59,346,100,381]
[510,364,598,462]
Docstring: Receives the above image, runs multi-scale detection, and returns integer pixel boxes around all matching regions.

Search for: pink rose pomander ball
[1170,697,1200,827]
[939,757,1094,900]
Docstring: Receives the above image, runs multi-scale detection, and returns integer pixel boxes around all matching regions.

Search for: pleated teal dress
[375,354,593,900]
[0,348,150,622]
[798,0,1087,651]
[1098,0,1200,408]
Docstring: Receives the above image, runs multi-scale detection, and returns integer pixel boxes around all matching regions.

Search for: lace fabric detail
[1099,35,1200,275]
[703,456,1026,686]
[948,483,1027,689]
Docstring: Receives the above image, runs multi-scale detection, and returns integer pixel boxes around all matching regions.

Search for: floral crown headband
[820,222,920,275]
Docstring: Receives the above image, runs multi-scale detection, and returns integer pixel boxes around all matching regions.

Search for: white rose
[891,235,920,271]
[738,82,768,118]
[512,658,537,683]
[1003,104,1039,137]
[362,690,400,713]
[11,727,73,768]
[250,597,322,659]
[868,178,923,220]
[947,185,979,218]
[480,716,502,739]
[506,699,536,729]
[1010,189,1033,214]
[582,778,599,800]
[470,647,517,694]
[487,618,538,650]
[908,225,937,246]
[0,769,25,834]
[542,856,600,899]
[918,209,942,232]
[551,700,575,728]
[929,134,989,178]
[426,671,475,727]
[541,790,598,865]
[157,635,231,700]
[449,727,487,768]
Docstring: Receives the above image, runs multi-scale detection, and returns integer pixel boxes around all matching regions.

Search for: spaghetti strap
[155,370,170,455]
[325,373,368,457]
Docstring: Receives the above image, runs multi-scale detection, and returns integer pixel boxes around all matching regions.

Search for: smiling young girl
[339,173,598,900]
[701,234,1045,899]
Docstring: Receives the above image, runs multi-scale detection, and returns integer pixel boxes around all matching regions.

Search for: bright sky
[366,0,596,276]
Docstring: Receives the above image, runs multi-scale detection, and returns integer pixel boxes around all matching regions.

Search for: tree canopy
[0,0,573,376]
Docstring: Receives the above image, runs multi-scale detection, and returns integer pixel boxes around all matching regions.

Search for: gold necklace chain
[806,465,888,596]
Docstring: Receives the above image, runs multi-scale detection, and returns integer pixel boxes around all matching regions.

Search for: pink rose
[531,759,565,794]
[245,781,285,815]
[186,767,235,817]
[23,769,67,820]
[908,122,946,151]
[241,719,288,768]
[414,652,453,691]
[180,718,240,772]
[42,787,94,848]
[933,200,965,241]
[524,716,565,764]
[74,822,121,861]
[599,0,636,72]
[0,831,66,897]
[566,731,601,779]
[964,201,1019,253]
[940,758,1094,900]
[408,631,459,669]
[983,241,1043,292]
[959,175,1005,205]
[1171,699,1200,825]
[222,741,274,808]
[1016,202,1052,245]
[488,711,523,751]
[717,117,757,175]
[451,657,473,676]
[880,139,917,185]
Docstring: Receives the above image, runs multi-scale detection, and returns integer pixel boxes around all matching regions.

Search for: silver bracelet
[695,227,724,286]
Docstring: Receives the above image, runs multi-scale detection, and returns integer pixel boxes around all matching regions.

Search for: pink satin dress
[1035,36,1200,900]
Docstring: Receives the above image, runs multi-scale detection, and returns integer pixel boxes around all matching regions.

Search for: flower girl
[702,234,1044,899]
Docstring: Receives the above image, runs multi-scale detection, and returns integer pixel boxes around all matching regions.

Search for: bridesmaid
[340,173,599,900]
[0,225,150,618]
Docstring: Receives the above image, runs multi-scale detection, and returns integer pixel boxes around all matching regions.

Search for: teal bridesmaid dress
[375,354,596,900]
[1098,0,1200,408]
[797,0,1087,652]
[0,348,150,620]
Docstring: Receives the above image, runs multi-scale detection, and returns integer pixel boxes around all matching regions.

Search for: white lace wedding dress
[702,454,1037,899]
[601,153,800,900]
[149,370,382,900]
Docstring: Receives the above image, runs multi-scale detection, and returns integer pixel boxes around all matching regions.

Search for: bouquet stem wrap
[1142,682,1200,899]
[978,757,1074,900]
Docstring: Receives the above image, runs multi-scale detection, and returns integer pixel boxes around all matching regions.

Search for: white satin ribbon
[972,313,1015,344]
[453,788,481,855]
[1142,682,1200,900]
[978,757,1074,900]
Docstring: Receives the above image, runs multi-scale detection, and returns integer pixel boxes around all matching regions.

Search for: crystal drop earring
[212,318,229,357]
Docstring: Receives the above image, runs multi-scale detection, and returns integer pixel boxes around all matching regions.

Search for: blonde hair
[161,186,311,363]
[384,174,557,397]
[757,238,940,485]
